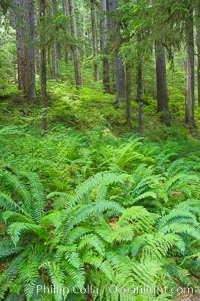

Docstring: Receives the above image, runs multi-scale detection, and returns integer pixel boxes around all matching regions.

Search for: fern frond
[0,239,22,258]
[64,201,124,232]
[21,172,46,222]
[6,252,26,279]
[117,206,157,234]
[0,193,30,217]
[40,211,62,230]
[141,233,180,261]
[8,222,42,246]
[2,211,33,224]
[78,234,105,256]
[159,223,200,240]
[3,172,31,212]
[67,227,91,244]
[74,172,124,203]
[41,261,65,301]
[19,258,39,300]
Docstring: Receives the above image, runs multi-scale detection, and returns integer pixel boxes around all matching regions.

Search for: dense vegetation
[1,0,200,300]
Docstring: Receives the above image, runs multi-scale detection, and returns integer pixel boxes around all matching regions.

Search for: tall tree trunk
[51,0,62,79]
[62,0,70,63]
[52,44,58,79]
[100,0,110,93]
[185,7,195,128]
[26,0,36,103]
[137,47,144,136]
[68,0,82,88]
[15,0,36,103]
[125,60,132,127]
[39,0,47,132]
[82,1,87,60]
[115,54,125,103]
[15,1,27,93]
[196,4,200,106]
[91,0,99,81]
[155,41,170,126]
[107,0,125,102]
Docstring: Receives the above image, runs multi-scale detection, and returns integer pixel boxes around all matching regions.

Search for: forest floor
[1,82,200,301]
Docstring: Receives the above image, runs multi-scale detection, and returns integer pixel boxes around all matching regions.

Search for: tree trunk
[185,7,194,128]
[51,0,62,79]
[62,0,70,63]
[100,0,110,93]
[115,54,125,103]
[155,41,170,126]
[39,0,47,132]
[91,0,99,81]
[15,1,27,93]
[15,0,36,103]
[125,60,132,127]
[107,0,125,102]
[26,0,36,103]
[68,0,82,88]
[82,1,87,60]
[137,53,144,136]
[196,5,200,106]
[52,44,58,79]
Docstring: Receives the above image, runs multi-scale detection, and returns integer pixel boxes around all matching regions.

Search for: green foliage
[1,137,200,300]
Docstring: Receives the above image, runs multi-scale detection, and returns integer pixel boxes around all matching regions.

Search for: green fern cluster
[0,168,200,301]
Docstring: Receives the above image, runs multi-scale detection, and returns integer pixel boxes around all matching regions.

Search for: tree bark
[100,0,110,93]
[115,54,125,103]
[62,0,70,63]
[137,52,144,136]
[155,41,170,126]
[91,0,99,81]
[68,0,82,88]
[196,4,200,106]
[26,0,36,103]
[185,7,195,128]
[15,1,27,93]
[107,0,125,102]
[15,0,36,103]
[39,0,47,132]
[125,60,132,127]
[51,0,62,79]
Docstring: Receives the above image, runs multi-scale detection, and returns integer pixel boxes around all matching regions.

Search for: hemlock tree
[39,0,47,132]
[196,3,200,106]
[137,34,144,136]
[107,0,126,103]
[90,0,99,81]
[185,3,195,128]
[69,0,82,88]
[100,0,110,93]
[155,41,170,126]
[62,0,71,63]
[15,0,36,103]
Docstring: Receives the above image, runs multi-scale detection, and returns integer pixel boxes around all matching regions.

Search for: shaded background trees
[0,0,200,134]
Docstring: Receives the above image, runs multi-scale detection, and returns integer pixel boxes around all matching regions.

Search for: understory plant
[0,170,200,301]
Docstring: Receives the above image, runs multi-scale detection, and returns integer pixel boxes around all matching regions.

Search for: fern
[20,172,46,223]
[8,222,42,246]
[78,233,105,256]
[0,239,22,258]
[2,172,32,213]
[73,172,124,203]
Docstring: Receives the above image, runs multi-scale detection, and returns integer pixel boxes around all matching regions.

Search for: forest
[0,0,200,300]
